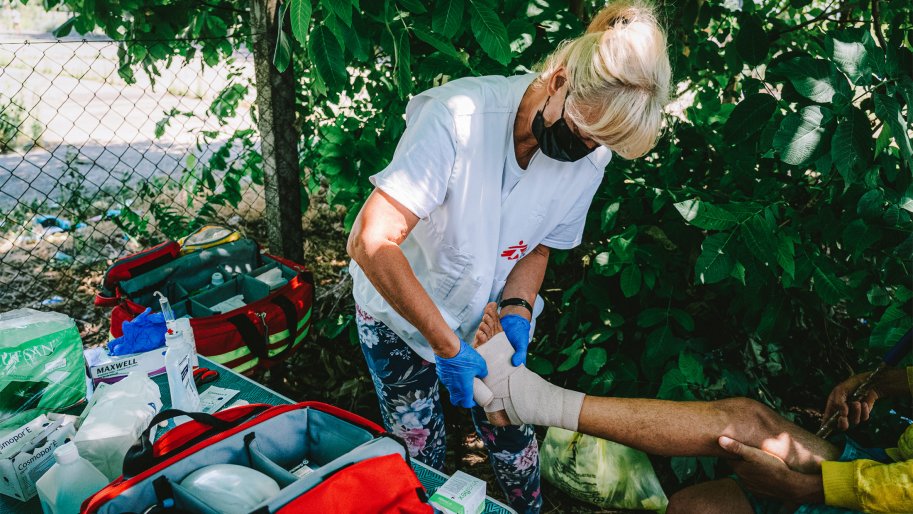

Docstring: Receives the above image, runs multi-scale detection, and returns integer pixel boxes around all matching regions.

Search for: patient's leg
[471,303,840,473]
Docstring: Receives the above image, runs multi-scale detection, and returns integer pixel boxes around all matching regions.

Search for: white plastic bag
[74,372,162,480]
[540,427,668,512]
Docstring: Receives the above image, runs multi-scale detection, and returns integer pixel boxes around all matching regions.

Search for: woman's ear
[546,66,567,95]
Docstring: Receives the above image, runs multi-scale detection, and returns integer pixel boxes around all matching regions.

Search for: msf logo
[500,240,528,261]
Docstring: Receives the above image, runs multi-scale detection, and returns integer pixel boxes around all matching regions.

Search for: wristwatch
[498,297,533,315]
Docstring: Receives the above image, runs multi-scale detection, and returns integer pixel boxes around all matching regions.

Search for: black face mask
[531,94,597,162]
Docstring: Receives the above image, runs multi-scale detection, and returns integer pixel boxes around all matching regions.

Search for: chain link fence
[0,29,264,342]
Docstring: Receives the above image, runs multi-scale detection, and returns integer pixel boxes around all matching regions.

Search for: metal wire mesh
[0,32,264,341]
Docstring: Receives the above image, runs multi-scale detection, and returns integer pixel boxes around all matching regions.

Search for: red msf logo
[500,240,528,261]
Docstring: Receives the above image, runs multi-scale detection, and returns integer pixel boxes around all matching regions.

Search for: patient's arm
[472,302,840,474]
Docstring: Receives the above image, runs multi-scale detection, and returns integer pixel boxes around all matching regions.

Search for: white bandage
[472,333,584,431]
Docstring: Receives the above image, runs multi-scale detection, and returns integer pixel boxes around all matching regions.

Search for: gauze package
[0,309,87,431]
[74,372,162,480]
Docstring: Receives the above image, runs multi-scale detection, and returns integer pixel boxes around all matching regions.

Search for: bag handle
[265,296,303,363]
[227,313,270,361]
[122,408,263,478]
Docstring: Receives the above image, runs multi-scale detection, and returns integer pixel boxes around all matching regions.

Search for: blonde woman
[347,2,671,511]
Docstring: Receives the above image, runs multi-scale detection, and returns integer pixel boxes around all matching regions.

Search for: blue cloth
[744,436,891,514]
[108,308,167,356]
[500,315,531,367]
[356,306,542,514]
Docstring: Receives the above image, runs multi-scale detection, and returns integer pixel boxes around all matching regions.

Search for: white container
[164,323,201,416]
[36,442,108,514]
[429,470,486,514]
[211,272,224,287]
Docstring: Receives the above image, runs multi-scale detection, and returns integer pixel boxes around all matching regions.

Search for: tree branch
[871,0,887,49]
[775,0,839,38]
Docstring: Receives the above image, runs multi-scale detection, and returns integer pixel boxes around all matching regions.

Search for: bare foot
[473,302,512,426]
[472,302,503,347]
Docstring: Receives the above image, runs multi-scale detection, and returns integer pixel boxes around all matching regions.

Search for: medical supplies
[164,320,201,418]
[74,372,162,480]
[35,442,108,514]
[0,309,87,431]
[180,464,280,514]
[0,414,77,501]
[107,308,166,356]
[429,470,486,514]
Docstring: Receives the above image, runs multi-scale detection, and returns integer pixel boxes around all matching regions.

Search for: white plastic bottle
[36,442,109,514]
[165,322,201,419]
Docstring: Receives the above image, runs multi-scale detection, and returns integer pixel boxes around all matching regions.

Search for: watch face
[0,380,49,423]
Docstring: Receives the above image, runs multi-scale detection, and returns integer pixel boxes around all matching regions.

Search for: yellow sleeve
[822,458,913,513]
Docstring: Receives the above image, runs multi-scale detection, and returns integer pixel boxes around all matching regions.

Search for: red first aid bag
[96,228,313,374]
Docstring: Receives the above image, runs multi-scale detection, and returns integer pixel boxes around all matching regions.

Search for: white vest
[350,74,611,361]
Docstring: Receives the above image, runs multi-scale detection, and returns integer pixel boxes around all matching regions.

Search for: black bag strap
[227,313,269,361]
[267,295,302,362]
[122,407,266,478]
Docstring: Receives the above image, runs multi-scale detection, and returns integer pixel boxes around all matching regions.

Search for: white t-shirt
[349,74,612,361]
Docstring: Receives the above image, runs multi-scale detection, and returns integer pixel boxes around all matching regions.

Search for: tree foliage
[51,0,913,482]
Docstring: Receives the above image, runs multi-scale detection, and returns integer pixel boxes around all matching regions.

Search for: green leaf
[857,189,885,220]
[679,352,704,384]
[273,27,292,73]
[620,265,642,298]
[776,57,851,104]
[776,235,795,278]
[695,233,735,284]
[669,309,695,332]
[308,24,347,90]
[582,347,608,376]
[557,345,584,372]
[432,0,463,38]
[412,26,463,61]
[397,0,427,13]
[638,308,668,328]
[658,368,686,399]
[643,326,684,376]
[831,107,873,181]
[723,93,777,144]
[526,354,554,375]
[321,0,352,27]
[671,456,698,481]
[394,29,412,97]
[734,16,768,66]
[811,261,849,305]
[827,33,872,84]
[874,93,913,169]
[469,1,511,65]
[52,16,78,38]
[773,106,833,166]
[289,0,313,43]
[601,201,621,231]
[674,199,738,231]
[740,214,777,267]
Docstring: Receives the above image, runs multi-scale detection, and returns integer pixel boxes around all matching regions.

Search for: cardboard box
[429,470,486,514]
[0,414,78,501]
[85,318,197,388]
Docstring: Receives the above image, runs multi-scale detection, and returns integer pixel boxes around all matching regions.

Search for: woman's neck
[513,79,545,170]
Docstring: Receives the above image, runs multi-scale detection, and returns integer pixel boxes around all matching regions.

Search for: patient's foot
[471,303,585,430]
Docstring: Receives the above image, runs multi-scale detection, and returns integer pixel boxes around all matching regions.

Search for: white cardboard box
[0,414,78,501]
[429,470,486,514]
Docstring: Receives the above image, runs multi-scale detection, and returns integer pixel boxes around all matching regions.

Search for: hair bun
[587,0,657,33]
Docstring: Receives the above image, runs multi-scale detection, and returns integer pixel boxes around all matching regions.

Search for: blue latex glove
[108,308,167,356]
[435,339,488,408]
[500,314,531,366]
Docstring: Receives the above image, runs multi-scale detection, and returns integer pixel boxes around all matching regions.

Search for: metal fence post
[251,0,304,263]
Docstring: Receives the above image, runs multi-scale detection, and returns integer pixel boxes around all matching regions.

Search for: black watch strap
[499,297,533,315]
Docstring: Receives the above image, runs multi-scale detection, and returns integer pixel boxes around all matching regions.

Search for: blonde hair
[538,0,671,159]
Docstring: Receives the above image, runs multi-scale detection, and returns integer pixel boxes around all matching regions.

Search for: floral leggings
[356,305,542,514]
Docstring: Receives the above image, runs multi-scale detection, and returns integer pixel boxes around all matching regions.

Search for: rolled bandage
[472,333,585,431]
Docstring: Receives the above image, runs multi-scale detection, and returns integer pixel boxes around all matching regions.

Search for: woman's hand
[719,436,824,505]
[435,340,488,408]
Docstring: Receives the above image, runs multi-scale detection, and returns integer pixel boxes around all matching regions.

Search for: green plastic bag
[540,427,668,512]
[0,309,87,430]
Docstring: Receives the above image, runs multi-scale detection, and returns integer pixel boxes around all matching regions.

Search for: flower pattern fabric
[356,305,542,514]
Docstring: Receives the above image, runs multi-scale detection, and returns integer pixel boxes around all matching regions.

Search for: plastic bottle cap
[54,442,79,464]
[165,328,182,346]
[211,272,224,286]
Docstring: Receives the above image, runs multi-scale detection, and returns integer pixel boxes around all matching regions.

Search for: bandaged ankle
[472,333,584,431]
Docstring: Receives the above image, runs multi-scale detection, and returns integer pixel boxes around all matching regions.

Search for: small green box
[429,471,485,514]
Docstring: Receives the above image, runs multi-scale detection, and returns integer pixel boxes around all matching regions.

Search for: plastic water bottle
[165,323,201,420]
[36,442,109,514]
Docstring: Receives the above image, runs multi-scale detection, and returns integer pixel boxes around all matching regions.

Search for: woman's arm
[347,188,460,357]
[499,244,549,321]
